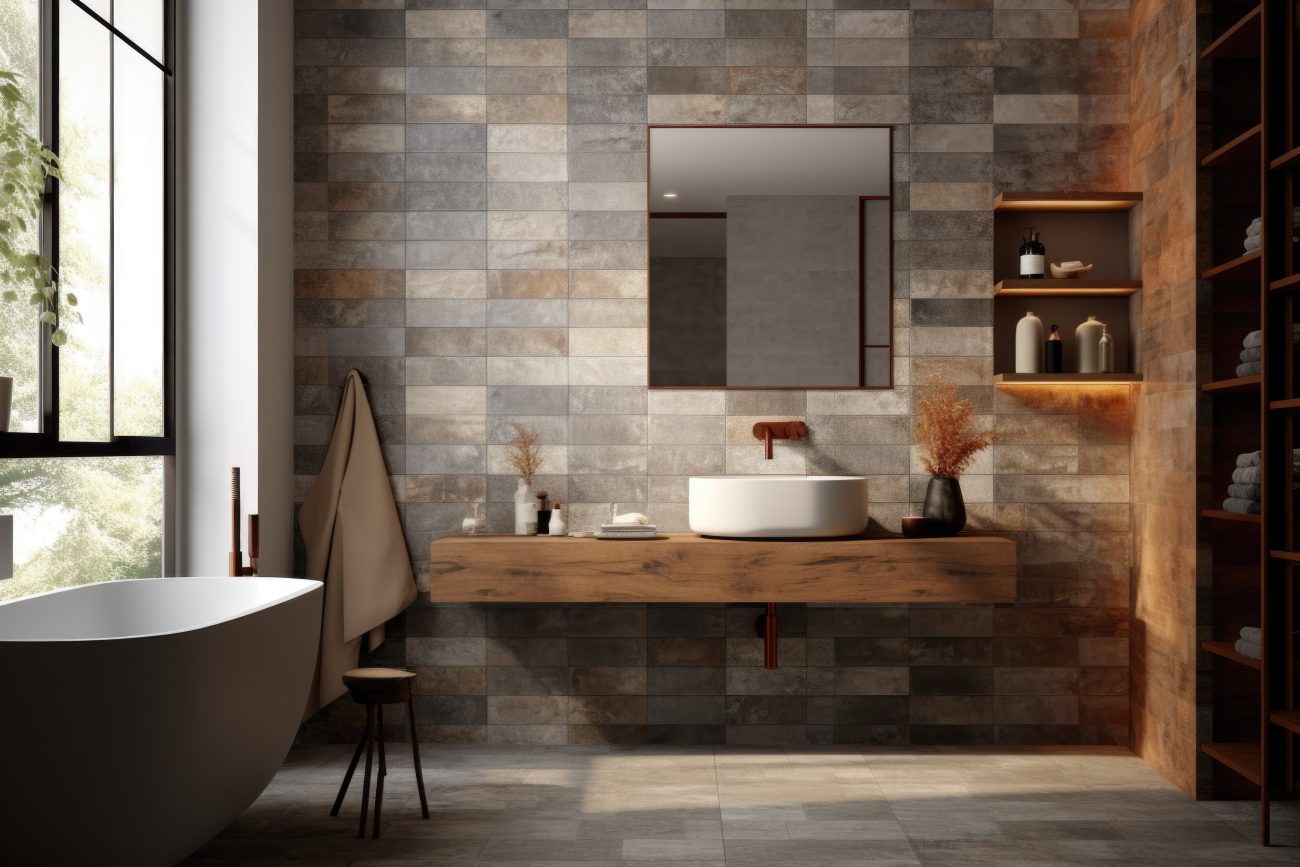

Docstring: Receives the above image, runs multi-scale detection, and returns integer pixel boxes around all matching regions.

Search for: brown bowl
[901,517,945,538]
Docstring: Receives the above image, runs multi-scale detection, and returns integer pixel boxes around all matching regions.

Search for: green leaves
[0,65,65,346]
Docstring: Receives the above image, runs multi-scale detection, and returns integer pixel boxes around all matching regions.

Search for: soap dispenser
[548,501,566,536]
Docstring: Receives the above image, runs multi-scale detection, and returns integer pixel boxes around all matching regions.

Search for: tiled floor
[187,745,1298,866]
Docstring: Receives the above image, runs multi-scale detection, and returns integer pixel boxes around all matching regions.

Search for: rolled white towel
[1234,638,1262,660]
[1237,361,1261,377]
[1237,450,1260,467]
[1243,330,1262,349]
[1244,235,1261,252]
[1240,346,1261,363]
[1233,466,1260,483]
[1227,483,1261,500]
[1240,626,1261,644]
[1223,497,1262,515]
[1246,222,1261,237]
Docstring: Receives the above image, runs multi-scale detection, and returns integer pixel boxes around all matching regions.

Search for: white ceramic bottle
[548,501,567,536]
[1015,311,1044,373]
[1097,325,1114,373]
[1076,316,1105,373]
[513,478,537,535]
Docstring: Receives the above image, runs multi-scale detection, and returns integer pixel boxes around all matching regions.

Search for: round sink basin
[688,475,869,538]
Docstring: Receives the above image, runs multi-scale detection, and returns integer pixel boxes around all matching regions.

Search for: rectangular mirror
[648,126,893,389]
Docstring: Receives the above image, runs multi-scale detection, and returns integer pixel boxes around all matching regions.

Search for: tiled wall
[293,0,1135,746]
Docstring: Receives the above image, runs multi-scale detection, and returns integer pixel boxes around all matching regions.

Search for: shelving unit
[990,192,1143,385]
[1197,0,1298,845]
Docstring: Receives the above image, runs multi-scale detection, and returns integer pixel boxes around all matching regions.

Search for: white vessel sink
[688,475,869,538]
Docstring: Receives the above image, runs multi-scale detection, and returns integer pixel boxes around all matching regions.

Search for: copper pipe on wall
[248,515,260,576]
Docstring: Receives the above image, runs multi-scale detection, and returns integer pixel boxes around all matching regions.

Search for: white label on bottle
[1020,254,1045,276]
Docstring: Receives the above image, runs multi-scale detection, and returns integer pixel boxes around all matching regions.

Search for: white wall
[177,0,294,577]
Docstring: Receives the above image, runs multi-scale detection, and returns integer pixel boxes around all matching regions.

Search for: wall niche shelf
[991,191,1143,382]
[1202,639,1264,667]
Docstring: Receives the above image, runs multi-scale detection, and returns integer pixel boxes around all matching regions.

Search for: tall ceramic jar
[1075,316,1105,373]
[1015,312,1043,373]
[513,478,537,535]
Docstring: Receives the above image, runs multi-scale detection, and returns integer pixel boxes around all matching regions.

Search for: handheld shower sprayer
[229,467,259,577]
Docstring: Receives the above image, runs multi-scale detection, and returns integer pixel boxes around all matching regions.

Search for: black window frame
[0,0,175,459]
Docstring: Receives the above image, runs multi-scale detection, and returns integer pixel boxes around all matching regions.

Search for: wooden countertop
[428,533,1017,604]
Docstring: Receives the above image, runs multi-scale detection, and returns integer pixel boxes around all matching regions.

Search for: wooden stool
[330,668,429,839]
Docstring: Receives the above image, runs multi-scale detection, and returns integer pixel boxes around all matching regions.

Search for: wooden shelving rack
[1198,0,1299,845]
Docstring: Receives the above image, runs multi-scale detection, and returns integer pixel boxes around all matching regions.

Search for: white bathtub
[0,576,322,866]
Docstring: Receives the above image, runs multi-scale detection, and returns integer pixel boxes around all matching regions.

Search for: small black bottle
[1019,228,1046,279]
[1044,325,1063,373]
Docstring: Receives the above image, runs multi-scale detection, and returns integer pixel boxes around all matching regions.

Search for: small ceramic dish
[901,517,945,538]
[1049,261,1094,279]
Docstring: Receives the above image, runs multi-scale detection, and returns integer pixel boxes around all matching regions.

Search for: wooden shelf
[1270,273,1300,293]
[1202,375,1261,393]
[994,373,1141,384]
[1201,742,1262,785]
[1202,639,1263,669]
[1269,398,1300,413]
[1202,249,1261,281]
[1200,4,1261,61]
[1270,549,1300,564]
[1200,508,1263,525]
[1201,125,1262,168]
[1272,710,1300,736]
[994,279,1141,297]
[1270,144,1300,172]
[992,192,1142,212]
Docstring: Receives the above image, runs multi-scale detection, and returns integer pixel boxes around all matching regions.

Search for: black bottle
[1045,325,1063,373]
[1019,228,1046,279]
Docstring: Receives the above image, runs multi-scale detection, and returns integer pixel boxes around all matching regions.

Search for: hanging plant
[0,67,77,345]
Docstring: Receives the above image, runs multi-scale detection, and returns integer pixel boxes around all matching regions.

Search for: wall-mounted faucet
[752,421,808,460]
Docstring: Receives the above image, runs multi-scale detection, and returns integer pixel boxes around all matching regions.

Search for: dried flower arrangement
[915,379,995,478]
[508,423,543,487]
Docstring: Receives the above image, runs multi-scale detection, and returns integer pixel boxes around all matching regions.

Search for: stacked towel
[1235,327,1300,377]
[598,523,658,539]
[1235,626,1261,660]
[1243,210,1300,253]
[1223,450,1300,513]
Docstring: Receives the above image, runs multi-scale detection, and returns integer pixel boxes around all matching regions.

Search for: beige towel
[299,370,416,715]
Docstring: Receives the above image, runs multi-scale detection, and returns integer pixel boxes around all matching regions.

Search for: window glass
[112,0,163,65]
[0,0,41,433]
[0,456,164,603]
[112,40,164,436]
[58,1,112,441]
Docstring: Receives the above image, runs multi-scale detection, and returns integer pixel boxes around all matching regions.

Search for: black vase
[922,476,966,536]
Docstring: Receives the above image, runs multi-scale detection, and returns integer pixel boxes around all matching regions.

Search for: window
[0,0,173,602]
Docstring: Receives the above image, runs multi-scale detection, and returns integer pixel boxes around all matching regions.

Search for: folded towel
[1237,361,1261,376]
[1240,346,1261,363]
[1245,234,1261,252]
[1243,330,1262,348]
[1237,450,1260,467]
[1223,497,1262,515]
[1232,466,1260,483]
[1234,638,1262,660]
[1240,626,1261,644]
[1246,222,1261,237]
[1227,483,1261,500]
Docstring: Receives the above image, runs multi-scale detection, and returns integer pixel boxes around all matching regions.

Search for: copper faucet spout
[752,421,808,460]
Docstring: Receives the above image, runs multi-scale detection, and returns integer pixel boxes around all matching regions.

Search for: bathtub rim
[0,576,321,643]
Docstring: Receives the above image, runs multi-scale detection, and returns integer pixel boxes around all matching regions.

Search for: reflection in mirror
[648,126,893,390]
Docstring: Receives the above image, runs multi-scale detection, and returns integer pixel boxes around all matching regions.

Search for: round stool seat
[343,668,416,704]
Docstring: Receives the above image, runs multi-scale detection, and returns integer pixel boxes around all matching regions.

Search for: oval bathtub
[0,576,322,866]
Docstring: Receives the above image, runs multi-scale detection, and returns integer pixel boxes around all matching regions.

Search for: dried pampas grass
[915,379,995,478]
[508,424,543,486]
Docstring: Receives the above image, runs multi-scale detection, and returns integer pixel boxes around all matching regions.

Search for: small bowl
[901,517,945,538]
[1049,261,1094,279]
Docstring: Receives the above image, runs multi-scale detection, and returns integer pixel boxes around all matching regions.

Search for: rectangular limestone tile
[912,124,994,153]
[407,356,486,387]
[725,38,806,67]
[909,326,992,356]
[995,667,1080,696]
[407,414,487,445]
[488,123,568,154]
[407,212,489,243]
[488,181,568,211]
[488,211,569,241]
[486,8,568,39]
[911,357,994,386]
[727,95,806,124]
[486,298,568,327]
[647,390,726,416]
[406,385,487,416]
[569,10,647,38]
[488,695,568,726]
[408,443,487,475]
[993,10,1079,39]
[486,66,568,96]
[407,182,487,212]
[909,182,992,211]
[910,269,992,298]
[834,95,910,124]
[833,10,910,39]
[993,474,1129,504]
[993,695,1078,726]
[406,38,486,68]
[568,38,648,67]
[568,182,645,211]
[407,95,488,124]
[648,94,726,124]
[406,240,487,271]
[648,444,726,476]
[647,37,725,68]
[804,390,910,416]
[327,94,404,123]
[294,239,404,270]
[992,444,1078,475]
[567,123,646,153]
[486,38,568,67]
[569,240,644,271]
[407,152,488,183]
[649,414,724,445]
[910,606,993,638]
[570,269,647,299]
[568,299,645,330]
[407,269,487,300]
[807,95,834,123]
[327,212,405,241]
[993,94,1079,125]
[327,124,404,153]
[487,385,568,416]
[407,637,487,667]
[726,10,807,38]
[647,10,724,39]
[569,356,647,387]
[325,66,405,95]
[326,152,405,183]
[569,153,646,184]
[407,66,488,96]
[833,38,909,67]
[911,695,993,726]
[488,153,568,183]
[488,269,568,299]
[294,269,404,299]
[406,10,486,39]
[568,414,648,445]
[568,695,647,726]
[487,240,569,270]
[569,327,647,357]
[485,356,568,386]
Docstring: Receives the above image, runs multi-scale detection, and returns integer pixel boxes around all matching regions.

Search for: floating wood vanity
[429,533,1016,667]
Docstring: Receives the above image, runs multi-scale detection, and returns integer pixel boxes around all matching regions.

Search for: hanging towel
[1223,497,1261,515]
[299,369,417,715]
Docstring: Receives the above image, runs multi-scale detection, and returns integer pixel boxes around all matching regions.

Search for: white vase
[1015,312,1043,373]
[548,504,566,536]
[0,376,11,432]
[1075,316,1105,373]
[513,478,537,535]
